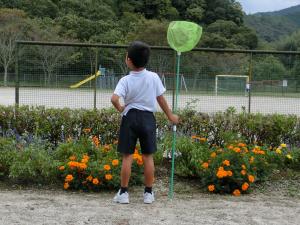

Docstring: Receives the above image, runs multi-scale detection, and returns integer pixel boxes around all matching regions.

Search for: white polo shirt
[114,69,166,116]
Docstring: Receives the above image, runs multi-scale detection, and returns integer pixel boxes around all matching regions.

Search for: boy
[111,41,179,204]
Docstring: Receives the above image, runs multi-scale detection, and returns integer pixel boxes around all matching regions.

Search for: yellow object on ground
[70,70,101,89]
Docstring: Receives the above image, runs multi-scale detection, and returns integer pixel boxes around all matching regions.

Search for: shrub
[9,143,58,184]
[55,133,144,191]
[0,138,17,179]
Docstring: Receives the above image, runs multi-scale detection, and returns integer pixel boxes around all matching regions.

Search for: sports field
[1,87,300,115]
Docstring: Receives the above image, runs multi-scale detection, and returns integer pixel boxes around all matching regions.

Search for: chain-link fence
[2,41,299,115]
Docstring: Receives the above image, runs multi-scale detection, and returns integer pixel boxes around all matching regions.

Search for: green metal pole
[169,51,181,200]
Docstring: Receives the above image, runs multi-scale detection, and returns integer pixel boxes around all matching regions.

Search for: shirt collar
[130,68,146,75]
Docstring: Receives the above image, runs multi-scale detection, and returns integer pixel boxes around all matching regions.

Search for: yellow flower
[286,154,293,160]
[250,156,255,164]
[65,174,74,182]
[92,178,100,185]
[223,160,230,166]
[210,152,217,158]
[280,143,287,148]
[276,148,282,154]
[69,155,76,161]
[233,189,241,196]
[208,185,215,192]
[63,182,69,189]
[86,175,93,182]
[105,174,113,180]
[103,164,111,171]
[241,164,246,170]
[242,182,249,191]
[248,175,255,183]
[112,159,119,166]
[202,162,209,169]
[59,166,65,171]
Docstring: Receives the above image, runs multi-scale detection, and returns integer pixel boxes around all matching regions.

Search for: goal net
[215,75,249,96]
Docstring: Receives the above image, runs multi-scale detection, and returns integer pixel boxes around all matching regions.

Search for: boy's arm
[157,95,179,124]
[111,94,125,113]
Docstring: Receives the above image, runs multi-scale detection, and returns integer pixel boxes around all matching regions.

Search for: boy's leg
[121,153,133,188]
[142,154,155,188]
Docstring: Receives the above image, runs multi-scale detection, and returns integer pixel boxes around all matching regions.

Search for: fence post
[94,48,99,110]
[15,42,20,108]
[248,53,253,114]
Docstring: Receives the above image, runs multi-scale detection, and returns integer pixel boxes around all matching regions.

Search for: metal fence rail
[4,41,299,115]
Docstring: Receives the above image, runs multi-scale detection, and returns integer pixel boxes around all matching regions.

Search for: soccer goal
[215,75,249,96]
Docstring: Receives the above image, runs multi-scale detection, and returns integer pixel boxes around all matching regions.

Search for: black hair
[127,41,150,68]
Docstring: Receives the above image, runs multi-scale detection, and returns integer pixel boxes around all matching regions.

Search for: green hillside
[245,5,300,42]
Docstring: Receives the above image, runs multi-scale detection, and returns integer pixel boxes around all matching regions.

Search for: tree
[0,8,29,86]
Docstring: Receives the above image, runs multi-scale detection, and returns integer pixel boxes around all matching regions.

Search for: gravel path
[0,185,299,225]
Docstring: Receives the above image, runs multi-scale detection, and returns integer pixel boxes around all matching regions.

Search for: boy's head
[126,41,150,69]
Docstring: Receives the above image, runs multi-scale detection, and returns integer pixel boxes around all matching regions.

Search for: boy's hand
[168,114,179,124]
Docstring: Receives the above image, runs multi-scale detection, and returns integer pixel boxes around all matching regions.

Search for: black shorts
[117,108,157,155]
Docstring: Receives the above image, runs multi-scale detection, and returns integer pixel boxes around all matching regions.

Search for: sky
[236,0,300,14]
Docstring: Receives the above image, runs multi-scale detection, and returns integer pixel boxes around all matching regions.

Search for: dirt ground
[0,176,299,225]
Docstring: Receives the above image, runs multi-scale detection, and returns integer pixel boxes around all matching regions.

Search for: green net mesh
[167,21,202,53]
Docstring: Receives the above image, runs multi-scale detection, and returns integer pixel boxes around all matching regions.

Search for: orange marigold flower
[202,162,209,169]
[227,170,233,177]
[223,160,230,166]
[191,135,198,139]
[59,166,65,171]
[241,170,247,176]
[208,185,215,192]
[103,144,111,152]
[69,155,76,161]
[83,154,89,160]
[68,161,79,169]
[65,174,74,182]
[238,143,246,147]
[64,182,69,190]
[103,164,111,171]
[242,182,249,191]
[105,174,113,180]
[248,175,255,183]
[92,178,99,185]
[133,153,139,160]
[112,159,119,166]
[210,152,217,158]
[233,147,241,153]
[216,168,227,179]
[233,189,241,196]
[81,158,88,164]
[92,136,100,147]
[86,175,93,182]
[200,137,207,142]
[228,145,234,150]
[137,158,143,166]
[134,147,139,154]
[78,163,87,170]
[83,128,91,133]
[241,165,246,170]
